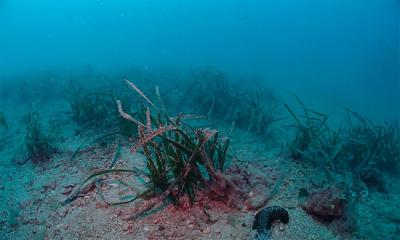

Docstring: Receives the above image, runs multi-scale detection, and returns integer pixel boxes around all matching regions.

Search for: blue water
[1,0,399,119]
[0,1,399,239]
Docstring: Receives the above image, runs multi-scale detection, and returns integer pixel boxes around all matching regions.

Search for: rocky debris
[301,188,347,224]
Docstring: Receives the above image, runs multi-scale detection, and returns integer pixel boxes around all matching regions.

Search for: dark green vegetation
[25,111,55,163]
[284,95,328,161]
[66,81,114,128]
[232,85,278,136]
[285,96,400,194]
[62,68,398,214]
[3,67,398,239]
[341,110,400,191]
[284,96,400,236]
[66,80,139,137]
[181,66,278,137]
[183,66,235,119]
[67,79,243,209]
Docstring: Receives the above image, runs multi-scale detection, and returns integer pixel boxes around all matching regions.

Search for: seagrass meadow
[0,1,399,240]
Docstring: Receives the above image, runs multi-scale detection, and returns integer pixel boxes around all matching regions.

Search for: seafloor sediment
[0,73,399,240]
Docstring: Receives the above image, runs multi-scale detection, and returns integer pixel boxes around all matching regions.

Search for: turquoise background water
[0,0,399,119]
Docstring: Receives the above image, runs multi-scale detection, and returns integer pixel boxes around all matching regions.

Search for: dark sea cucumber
[252,206,289,239]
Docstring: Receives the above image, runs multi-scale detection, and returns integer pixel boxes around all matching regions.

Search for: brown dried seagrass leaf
[130,125,177,154]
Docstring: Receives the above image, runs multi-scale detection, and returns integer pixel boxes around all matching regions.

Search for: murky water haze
[0,0,399,119]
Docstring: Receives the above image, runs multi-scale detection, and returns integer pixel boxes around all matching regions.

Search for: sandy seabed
[1,98,399,240]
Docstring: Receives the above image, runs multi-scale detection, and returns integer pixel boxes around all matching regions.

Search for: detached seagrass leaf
[146,107,152,131]
[291,93,309,120]
[284,104,302,126]
[110,188,155,206]
[117,100,146,128]
[63,169,141,205]
[131,125,177,154]
[124,79,154,106]
[70,132,119,161]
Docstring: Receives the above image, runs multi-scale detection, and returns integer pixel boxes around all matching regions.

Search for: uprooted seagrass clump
[65,79,244,210]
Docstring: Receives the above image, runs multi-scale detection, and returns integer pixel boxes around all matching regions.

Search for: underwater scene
[0,0,399,239]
